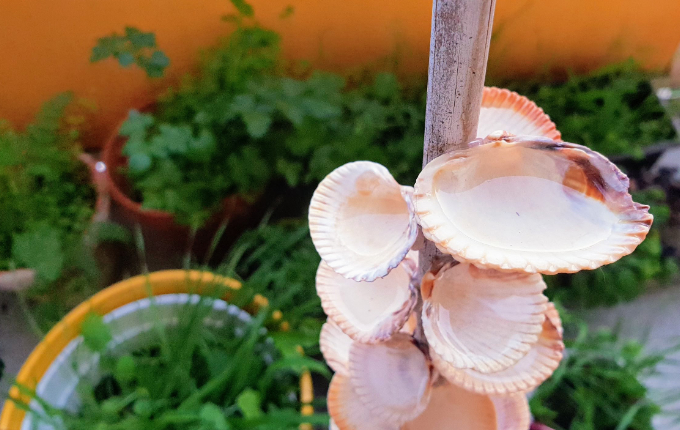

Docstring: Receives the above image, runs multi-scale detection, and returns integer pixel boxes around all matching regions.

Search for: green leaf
[128,153,152,173]
[241,111,272,138]
[149,50,170,68]
[126,27,156,49]
[90,44,110,62]
[236,388,263,419]
[275,158,302,187]
[12,224,64,282]
[118,52,135,67]
[81,313,112,352]
[229,0,254,17]
[199,403,230,430]
[119,111,154,137]
[115,355,136,384]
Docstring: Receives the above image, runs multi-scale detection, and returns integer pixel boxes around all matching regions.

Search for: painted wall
[1,0,679,147]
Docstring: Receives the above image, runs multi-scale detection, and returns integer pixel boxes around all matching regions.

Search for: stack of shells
[308,88,653,430]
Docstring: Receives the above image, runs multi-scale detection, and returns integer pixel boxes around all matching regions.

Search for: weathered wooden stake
[420,0,496,268]
[417,0,496,339]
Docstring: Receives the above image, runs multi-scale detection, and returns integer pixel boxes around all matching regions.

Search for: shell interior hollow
[415,136,653,274]
[348,334,432,426]
[478,87,561,140]
[309,161,417,281]
[433,304,564,395]
[423,263,548,373]
[316,259,417,343]
[320,320,354,376]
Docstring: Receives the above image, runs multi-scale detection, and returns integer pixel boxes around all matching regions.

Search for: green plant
[220,220,324,338]
[10,275,329,430]
[503,60,677,158]
[531,312,667,430]
[0,94,96,283]
[117,3,425,227]
[91,27,170,78]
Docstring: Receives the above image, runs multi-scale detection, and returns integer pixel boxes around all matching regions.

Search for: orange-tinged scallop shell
[400,382,530,430]
[320,320,354,375]
[414,134,653,275]
[348,333,433,427]
[328,374,401,430]
[432,304,564,395]
[309,161,418,282]
[316,258,418,344]
[422,263,548,373]
[478,87,561,140]
[490,393,532,430]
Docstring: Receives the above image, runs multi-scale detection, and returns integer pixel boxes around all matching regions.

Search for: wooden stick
[416,0,496,342]
[423,0,496,164]
[420,0,496,269]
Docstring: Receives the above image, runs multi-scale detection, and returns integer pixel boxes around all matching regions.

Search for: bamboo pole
[420,0,496,274]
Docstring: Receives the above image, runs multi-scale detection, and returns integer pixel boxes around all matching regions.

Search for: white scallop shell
[401,382,530,430]
[422,263,548,373]
[320,320,354,375]
[414,134,653,274]
[432,304,564,395]
[348,333,433,427]
[478,87,561,140]
[327,374,401,430]
[309,161,418,282]
[316,258,418,343]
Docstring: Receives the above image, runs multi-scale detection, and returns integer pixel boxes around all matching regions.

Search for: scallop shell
[309,161,418,282]
[490,393,532,430]
[414,134,653,274]
[432,304,564,395]
[348,333,433,427]
[545,302,563,336]
[329,419,340,430]
[401,382,530,430]
[328,374,401,430]
[317,258,418,343]
[422,263,548,373]
[320,320,354,375]
[478,87,561,140]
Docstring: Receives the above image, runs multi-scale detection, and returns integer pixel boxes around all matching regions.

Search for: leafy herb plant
[531,312,667,430]
[0,94,96,284]
[117,3,425,227]
[504,60,677,158]
[91,27,170,78]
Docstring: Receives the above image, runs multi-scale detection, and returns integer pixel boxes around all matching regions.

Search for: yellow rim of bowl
[0,270,313,429]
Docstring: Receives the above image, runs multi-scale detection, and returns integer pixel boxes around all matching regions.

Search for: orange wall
[1,0,679,148]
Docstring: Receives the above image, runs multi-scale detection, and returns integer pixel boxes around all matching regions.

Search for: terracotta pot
[0,270,313,429]
[0,154,110,292]
[100,115,259,269]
